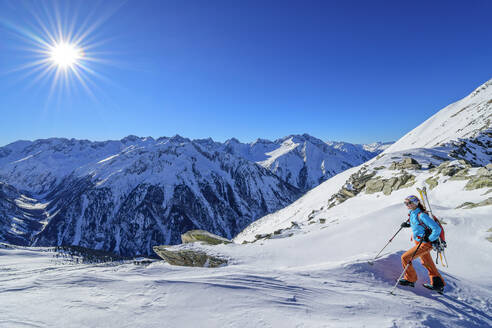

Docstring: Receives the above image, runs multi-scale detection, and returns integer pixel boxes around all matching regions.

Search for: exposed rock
[477,166,492,177]
[465,165,492,190]
[399,174,416,189]
[365,178,384,194]
[425,177,439,189]
[382,178,398,195]
[389,157,422,170]
[365,173,416,195]
[456,197,492,209]
[181,230,232,245]
[255,233,272,240]
[456,202,475,209]
[290,221,300,229]
[250,221,300,242]
[449,168,471,181]
[448,131,492,166]
[434,160,471,176]
[153,245,227,267]
[441,166,460,177]
[329,167,417,205]
[327,168,376,208]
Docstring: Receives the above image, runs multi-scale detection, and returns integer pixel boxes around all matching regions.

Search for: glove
[423,230,431,242]
[400,221,410,228]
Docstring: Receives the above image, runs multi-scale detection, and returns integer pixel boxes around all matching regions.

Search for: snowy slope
[384,78,491,153]
[236,78,492,248]
[0,80,490,327]
[1,176,491,327]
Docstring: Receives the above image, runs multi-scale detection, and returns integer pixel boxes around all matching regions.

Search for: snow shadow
[346,252,455,290]
[344,253,492,327]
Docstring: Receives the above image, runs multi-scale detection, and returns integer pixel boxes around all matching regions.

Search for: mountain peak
[251,138,274,146]
[225,137,240,144]
[169,134,191,144]
[121,135,141,143]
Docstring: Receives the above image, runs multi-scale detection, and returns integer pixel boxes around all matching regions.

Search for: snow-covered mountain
[0,79,490,328]
[225,134,387,191]
[237,78,492,242]
[0,182,46,245]
[0,133,386,255]
[384,79,492,153]
[1,136,305,255]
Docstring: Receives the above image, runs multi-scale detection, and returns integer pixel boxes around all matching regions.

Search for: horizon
[0,132,397,148]
[1,0,491,147]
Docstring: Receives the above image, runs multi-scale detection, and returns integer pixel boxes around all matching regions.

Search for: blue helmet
[405,195,420,204]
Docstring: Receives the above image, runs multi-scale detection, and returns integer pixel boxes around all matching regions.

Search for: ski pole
[368,225,404,265]
[390,239,424,295]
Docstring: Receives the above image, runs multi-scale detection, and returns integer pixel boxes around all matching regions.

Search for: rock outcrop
[365,173,416,195]
[389,157,422,170]
[153,245,228,267]
[181,230,232,245]
[153,229,230,267]
[424,161,492,190]
[327,168,376,208]
[456,197,492,209]
[430,160,472,177]
[465,164,492,190]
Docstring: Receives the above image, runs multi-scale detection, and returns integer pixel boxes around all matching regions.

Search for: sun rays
[1,1,122,100]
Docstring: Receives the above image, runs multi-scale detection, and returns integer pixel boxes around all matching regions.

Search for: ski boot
[423,277,445,294]
[398,279,415,287]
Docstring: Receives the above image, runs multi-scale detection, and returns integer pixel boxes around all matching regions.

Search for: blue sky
[0,0,491,147]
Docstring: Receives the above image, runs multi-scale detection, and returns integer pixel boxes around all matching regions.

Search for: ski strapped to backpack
[416,187,448,267]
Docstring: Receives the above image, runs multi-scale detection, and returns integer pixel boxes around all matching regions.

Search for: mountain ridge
[0,133,386,255]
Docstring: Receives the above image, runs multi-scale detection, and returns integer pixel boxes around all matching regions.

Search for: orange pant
[401,241,445,284]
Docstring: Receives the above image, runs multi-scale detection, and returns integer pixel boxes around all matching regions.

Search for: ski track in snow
[0,79,490,327]
[0,246,490,328]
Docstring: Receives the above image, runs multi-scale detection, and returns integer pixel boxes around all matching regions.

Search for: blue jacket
[409,208,441,242]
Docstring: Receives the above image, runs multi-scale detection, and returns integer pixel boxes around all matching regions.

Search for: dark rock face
[448,129,492,167]
[30,156,301,256]
[1,134,379,256]
[0,182,45,245]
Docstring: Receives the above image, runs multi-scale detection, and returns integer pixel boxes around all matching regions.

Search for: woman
[398,195,445,293]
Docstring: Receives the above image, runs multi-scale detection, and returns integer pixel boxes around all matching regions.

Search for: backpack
[416,212,446,243]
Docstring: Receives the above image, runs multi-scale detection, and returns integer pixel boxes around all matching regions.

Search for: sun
[2,0,124,98]
[49,42,83,69]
